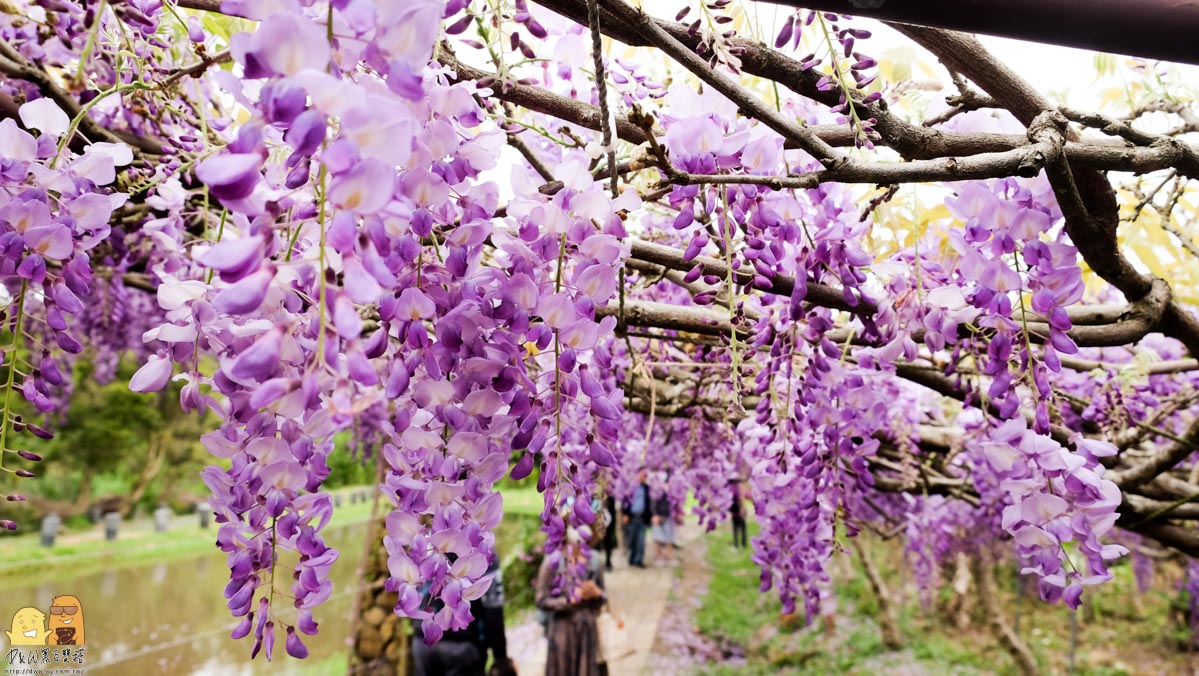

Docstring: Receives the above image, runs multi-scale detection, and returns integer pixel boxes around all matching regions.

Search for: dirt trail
[511,521,705,676]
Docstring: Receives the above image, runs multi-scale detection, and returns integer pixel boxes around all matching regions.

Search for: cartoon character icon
[46,596,84,646]
[5,607,48,646]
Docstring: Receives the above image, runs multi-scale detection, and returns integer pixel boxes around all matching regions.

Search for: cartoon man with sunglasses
[45,595,84,646]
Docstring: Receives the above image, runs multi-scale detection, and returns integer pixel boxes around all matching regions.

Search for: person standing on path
[650,490,675,566]
[602,494,618,571]
[535,527,607,676]
[730,481,747,549]
[621,470,650,568]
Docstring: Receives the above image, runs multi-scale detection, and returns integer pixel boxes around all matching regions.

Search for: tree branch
[0,41,164,155]
[628,239,871,315]
[596,0,843,167]
[1111,414,1199,488]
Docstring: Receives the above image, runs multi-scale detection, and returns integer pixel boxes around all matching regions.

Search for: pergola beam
[760,1,1199,66]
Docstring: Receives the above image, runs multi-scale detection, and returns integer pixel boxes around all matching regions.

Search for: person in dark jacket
[602,494,618,571]
[620,470,650,568]
[412,555,515,676]
[650,491,675,566]
[730,480,747,549]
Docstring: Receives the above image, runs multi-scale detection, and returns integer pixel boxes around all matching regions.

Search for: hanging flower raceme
[972,419,1125,607]
[0,101,133,506]
[130,0,469,657]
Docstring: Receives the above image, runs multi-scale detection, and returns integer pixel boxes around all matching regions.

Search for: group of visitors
[412,475,746,676]
[412,517,611,676]
[618,470,683,568]
[531,473,687,676]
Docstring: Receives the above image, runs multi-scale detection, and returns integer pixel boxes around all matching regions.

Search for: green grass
[693,529,1198,675]
[293,651,351,674]
[0,486,546,591]
[501,486,544,517]
[0,491,378,589]
[693,529,1002,675]
[696,523,782,647]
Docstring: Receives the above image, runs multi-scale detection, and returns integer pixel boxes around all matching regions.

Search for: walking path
[647,528,745,674]
[511,521,704,676]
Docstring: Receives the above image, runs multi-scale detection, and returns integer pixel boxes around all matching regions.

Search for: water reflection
[101,568,119,598]
[2,522,368,674]
[150,562,168,587]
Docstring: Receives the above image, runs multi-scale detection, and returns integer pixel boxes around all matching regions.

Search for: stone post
[103,512,120,541]
[153,504,171,533]
[197,501,211,529]
[40,513,60,547]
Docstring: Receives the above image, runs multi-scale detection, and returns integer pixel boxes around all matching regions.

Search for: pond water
[1,517,534,675]
[3,522,370,674]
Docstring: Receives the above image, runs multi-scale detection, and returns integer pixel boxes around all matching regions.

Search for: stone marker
[197,501,211,529]
[40,513,60,547]
[103,512,120,541]
[153,504,171,533]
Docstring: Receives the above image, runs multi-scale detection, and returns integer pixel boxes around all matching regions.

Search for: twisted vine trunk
[973,557,1039,676]
[349,516,410,676]
[948,552,973,629]
[850,537,902,649]
[122,437,166,516]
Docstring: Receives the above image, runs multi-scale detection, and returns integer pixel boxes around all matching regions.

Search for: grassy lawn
[694,526,1002,674]
[0,490,379,589]
[696,524,782,647]
[0,486,546,590]
[692,527,1196,675]
[501,485,545,516]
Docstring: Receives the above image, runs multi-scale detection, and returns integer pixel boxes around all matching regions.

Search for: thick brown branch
[670,131,1061,187]
[1111,415,1199,488]
[595,298,743,338]
[0,41,163,155]
[174,0,224,11]
[1117,514,1199,558]
[440,50,650,146]
[597,0,842,166]
[894,363,1073,446]
[628,239,872,315]
[1058,355,1199,375]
